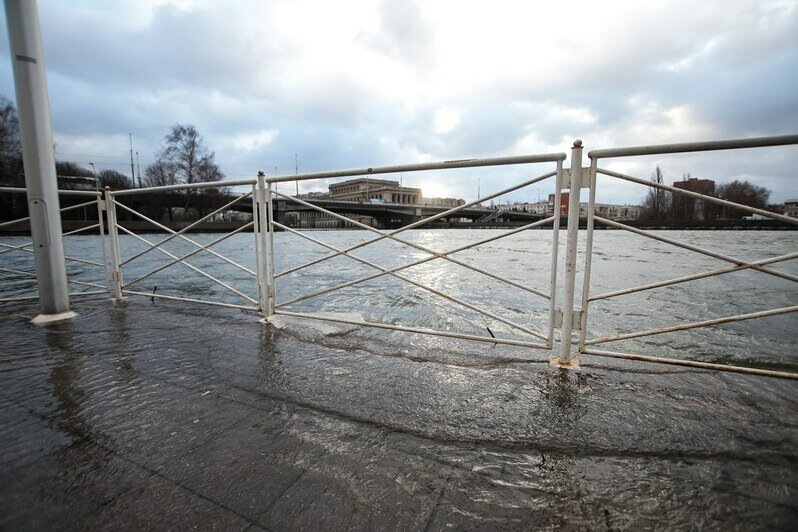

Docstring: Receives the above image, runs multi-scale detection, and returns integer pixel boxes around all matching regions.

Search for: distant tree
[55,161,94,177]
[147,124,224,217]
[0,96,23,188]
[716,180,770,219]
[155,124,224,186]
[142,159,178,188]
[642,166,671,221]
[98,169,130,189]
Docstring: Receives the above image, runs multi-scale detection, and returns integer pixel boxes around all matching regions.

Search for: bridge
[273,198,545,228]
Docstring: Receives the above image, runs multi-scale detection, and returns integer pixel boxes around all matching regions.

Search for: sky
[1,0,797,204]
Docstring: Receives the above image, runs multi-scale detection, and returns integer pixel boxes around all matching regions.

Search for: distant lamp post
[89,162,98,189]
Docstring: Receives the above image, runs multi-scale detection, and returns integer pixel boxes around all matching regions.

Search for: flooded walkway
[1,298,797,530]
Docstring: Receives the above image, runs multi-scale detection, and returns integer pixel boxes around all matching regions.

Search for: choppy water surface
[2,229,797,369]
[2,230,798,528]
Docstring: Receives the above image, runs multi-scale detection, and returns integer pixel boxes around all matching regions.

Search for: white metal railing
[262,153,567,349]
[3,135,797,381]
[105,182,261,311]
[0,187,108,302]
[564,134,798,380]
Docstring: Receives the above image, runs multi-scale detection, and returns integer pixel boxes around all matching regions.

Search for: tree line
[1,95,226,221]
[642,165,772,221]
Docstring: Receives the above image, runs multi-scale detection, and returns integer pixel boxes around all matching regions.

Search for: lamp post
[5,0,74,323]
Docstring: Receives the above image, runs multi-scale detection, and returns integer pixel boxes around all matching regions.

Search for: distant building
[542,193,641,221]
[784,199,798,218]
[328,178,422,204]
[579,203,642,221]
[548,193,569,215]
[511,201,548,215]
[422,197,465,208]
[672,178,715,220]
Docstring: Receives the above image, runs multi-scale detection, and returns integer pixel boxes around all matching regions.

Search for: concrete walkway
[1,298,796,530]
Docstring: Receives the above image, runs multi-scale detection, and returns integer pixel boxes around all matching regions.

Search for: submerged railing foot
[32,310,77,325]
[549,356,580,370]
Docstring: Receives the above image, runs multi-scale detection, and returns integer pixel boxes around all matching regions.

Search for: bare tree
[148,125,224,217]
[642,166,671,221]
[716,180,770,219]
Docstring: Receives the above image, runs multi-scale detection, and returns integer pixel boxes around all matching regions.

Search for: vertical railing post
[96,192,111,296]
[555,140,584,366]
[546,159,564,347]
[256,172,274,319]
[265,181,277,316]
[251,183,263,312]
[578,156,599,350]
[104,187,123,299]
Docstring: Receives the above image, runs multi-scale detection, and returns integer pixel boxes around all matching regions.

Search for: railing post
[256,172,275,319]
[251,183,263,312]
[554,140,585,367]
[104,187,123,299]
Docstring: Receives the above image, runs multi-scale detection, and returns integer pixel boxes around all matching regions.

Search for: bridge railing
[0,187,109,303]
[261,153,567,349]
[559,135,798,379]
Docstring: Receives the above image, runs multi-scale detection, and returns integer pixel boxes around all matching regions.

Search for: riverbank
[1,218,795,235]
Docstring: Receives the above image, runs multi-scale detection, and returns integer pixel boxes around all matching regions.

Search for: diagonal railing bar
[0,241,34,256]
[273,193,554,299]
[117,192,254,270]
[114,200,256,277]
[63,223,101,237]
[271,221,548,341]
[590,251,798,302]
[275,310,551,350]
[584,305,798,346]
[597,167,798,225]
[273,170,557,278]
[0,267,37,277]
[0,197,99,230]
[594,216,798,284]
[274,217,555,307]
[66,278,106,289]
[582,348,798,381]
[0,221,103,259]
[116,224,258,305]
[123,221,255,288]
[0,215,31,230]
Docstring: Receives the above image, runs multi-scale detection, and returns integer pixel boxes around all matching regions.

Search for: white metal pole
[265,181,277,316]
[5,0,74,322]
[556,140,584,365]
[256,172,273,319]
[251,184,263,311]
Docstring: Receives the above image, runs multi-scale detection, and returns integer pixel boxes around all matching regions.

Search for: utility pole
[136,151,141,187]
[128,133,137,187]
[5,0,74,322]
[294,153,299,196]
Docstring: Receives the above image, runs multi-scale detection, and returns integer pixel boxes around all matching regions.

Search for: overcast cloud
[1,0,797,203]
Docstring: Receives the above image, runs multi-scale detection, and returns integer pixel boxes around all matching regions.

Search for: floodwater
[3,228,797,369]
[1,229,797,528]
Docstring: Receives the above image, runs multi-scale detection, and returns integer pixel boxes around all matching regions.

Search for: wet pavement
[1,297,797,531]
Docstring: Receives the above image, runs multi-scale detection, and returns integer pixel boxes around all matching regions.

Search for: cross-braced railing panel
[106,187,261,311]
[569,135,798,379]
[264,160,566,349]
[0,189,108,303]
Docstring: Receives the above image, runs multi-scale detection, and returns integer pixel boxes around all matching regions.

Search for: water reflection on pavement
[0,297,796,530]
